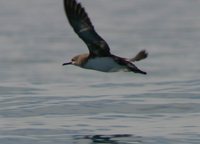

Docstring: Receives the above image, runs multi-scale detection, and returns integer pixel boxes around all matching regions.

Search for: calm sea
[0,0,200,143]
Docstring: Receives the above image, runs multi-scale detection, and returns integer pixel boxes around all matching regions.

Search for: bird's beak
[62,62,72,66]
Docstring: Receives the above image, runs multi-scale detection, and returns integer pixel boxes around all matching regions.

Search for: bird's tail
[130,50,148,62]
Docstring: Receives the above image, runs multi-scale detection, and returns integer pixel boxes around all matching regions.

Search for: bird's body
[62,0,148,74]
[84,57,124,72]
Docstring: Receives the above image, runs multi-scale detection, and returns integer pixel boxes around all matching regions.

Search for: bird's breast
[83,57,124,72]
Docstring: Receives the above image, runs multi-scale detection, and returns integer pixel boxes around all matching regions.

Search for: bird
[62,0,148,74]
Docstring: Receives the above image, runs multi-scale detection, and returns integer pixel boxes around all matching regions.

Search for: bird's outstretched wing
[64,0,111,57]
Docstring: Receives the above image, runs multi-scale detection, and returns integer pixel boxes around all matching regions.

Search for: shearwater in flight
[62,0,148,74]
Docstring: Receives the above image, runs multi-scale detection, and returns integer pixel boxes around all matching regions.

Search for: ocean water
[0,0,200,143]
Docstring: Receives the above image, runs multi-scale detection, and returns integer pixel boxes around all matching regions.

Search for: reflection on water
[74,134,141,144]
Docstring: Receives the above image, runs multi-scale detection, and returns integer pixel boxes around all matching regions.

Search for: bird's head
[62,54,89,66]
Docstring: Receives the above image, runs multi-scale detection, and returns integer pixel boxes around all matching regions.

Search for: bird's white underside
[83,57,125,72]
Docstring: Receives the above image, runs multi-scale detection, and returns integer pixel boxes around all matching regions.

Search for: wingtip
[137,69,147,75]
[142,71,147,75]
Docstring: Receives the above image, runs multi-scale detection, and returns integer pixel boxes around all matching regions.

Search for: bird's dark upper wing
[64,0,111,57]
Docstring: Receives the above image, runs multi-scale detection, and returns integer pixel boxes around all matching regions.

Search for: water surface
[0,0,200,143]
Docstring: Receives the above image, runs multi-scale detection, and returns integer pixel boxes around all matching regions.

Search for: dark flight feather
[64,0,111,57]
